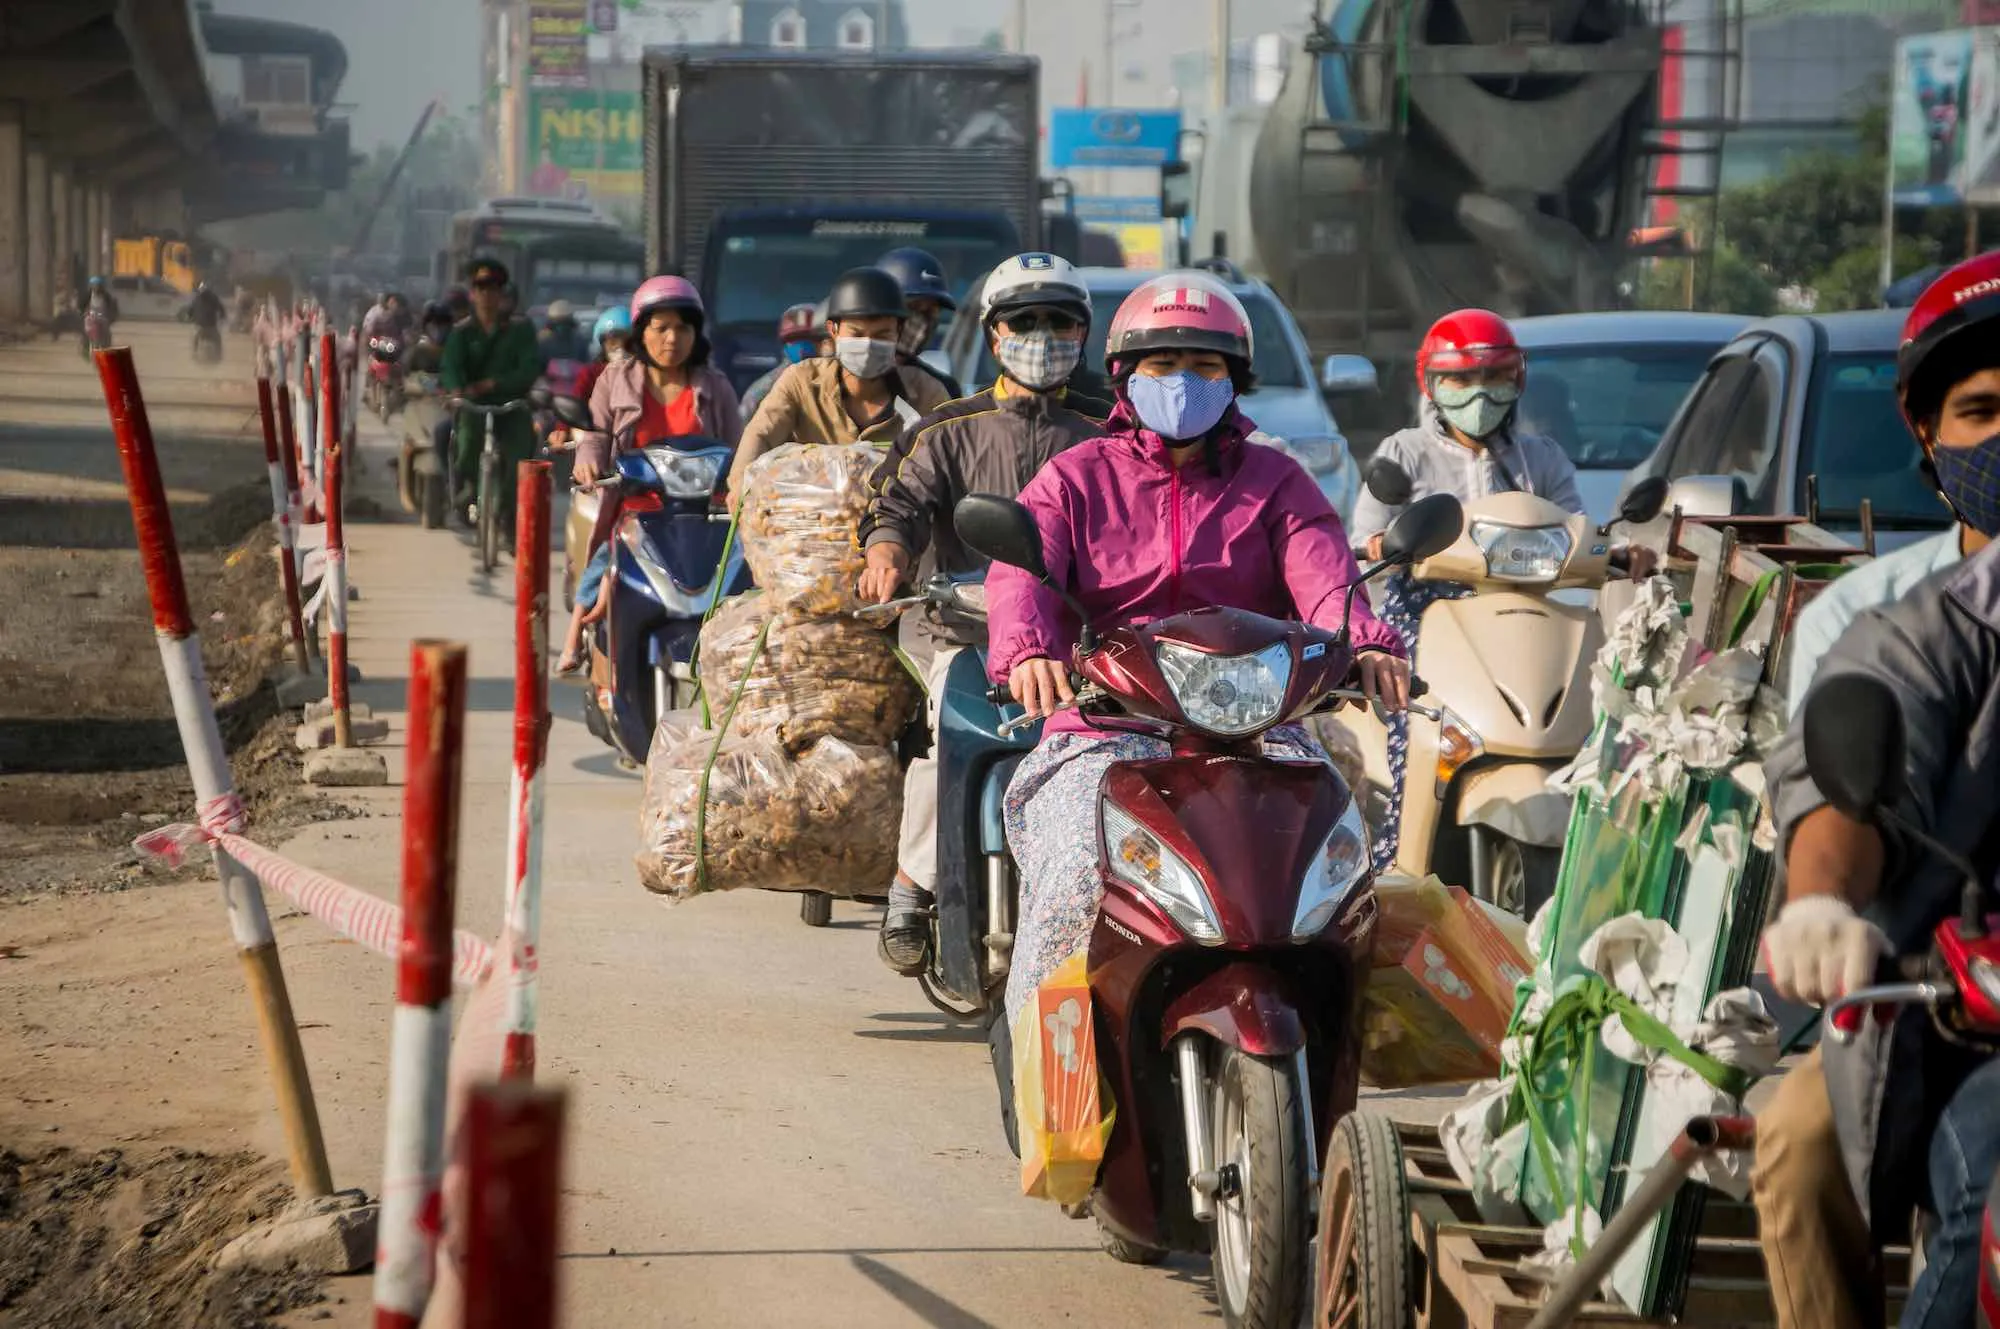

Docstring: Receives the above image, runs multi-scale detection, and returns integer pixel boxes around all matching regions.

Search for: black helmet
[876,247,955,310]
[824,267,908,322]
[423,300,452,324]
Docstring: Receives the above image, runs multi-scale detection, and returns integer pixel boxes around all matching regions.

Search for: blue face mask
[1125,370,1236,441]
[1932,432,2000,536]
[783,341,814,365]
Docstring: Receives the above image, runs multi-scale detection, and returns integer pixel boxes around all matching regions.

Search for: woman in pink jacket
[987,273,1410,1026]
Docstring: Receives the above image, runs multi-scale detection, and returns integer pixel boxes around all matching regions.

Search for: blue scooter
[880,575,1041,1017]
[545,394,748,765]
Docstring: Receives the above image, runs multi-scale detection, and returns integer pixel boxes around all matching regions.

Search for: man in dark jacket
[857,252,1110,975]
[878,245,964,400]
[441,257,541,544]
[1758,252,2000,1329]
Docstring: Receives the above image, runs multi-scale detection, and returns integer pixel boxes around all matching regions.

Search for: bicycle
[452,398,533,573]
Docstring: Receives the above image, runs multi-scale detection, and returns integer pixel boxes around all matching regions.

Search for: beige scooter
[1342,462,1668,915]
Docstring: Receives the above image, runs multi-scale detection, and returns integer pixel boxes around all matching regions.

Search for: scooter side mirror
[550,394,592,430]
[955,493,1049,582]
[1380,493,1464,566]
[1365,457,1414,507]
[1803,673,1904,820]
[1619,475,1671,526]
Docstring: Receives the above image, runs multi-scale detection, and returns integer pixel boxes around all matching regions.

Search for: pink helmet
[1104,272,1254,372]
[630,275,704,329]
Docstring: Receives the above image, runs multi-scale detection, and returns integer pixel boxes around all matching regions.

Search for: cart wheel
[1313,1111,1410,1329]
[800,891,832,927]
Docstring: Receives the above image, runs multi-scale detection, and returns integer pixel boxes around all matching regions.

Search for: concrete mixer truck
[1242,0,1706,442]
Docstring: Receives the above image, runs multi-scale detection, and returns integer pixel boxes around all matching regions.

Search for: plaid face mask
[1932,432,2000,535]
[995,331,1082,391]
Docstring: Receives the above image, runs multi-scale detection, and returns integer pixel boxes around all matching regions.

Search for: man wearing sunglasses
[857,252,1113,976]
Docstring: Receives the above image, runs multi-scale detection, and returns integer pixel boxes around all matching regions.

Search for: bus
[437,197,644,317]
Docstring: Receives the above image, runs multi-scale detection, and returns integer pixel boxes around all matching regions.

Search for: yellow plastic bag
[1013,952,1115,1204]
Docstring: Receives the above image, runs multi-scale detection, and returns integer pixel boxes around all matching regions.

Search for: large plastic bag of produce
[737,441,883,616]
[696,591,918,753]
[1014,952,1115,1204]
[1360,874,1533,1087]
[634,712,901,900]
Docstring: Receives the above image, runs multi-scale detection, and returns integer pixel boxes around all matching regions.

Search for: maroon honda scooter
[956,491,1462,1329]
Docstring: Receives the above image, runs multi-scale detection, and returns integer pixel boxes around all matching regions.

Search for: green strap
[690,506,744,730]
[689,614,773,896]
[893,643,928,694]
[1726,562,1855,649]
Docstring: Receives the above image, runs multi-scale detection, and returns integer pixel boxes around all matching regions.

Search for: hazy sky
[211,0,485,149]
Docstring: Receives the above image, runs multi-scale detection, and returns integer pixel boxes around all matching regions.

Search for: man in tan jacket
[728,266,952,502]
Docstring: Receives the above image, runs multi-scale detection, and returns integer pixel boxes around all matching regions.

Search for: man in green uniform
[440,257,541,546]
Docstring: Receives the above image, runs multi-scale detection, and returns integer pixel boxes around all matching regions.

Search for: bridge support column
[48,165,71,315]
[0,104,25,325]
[26,146,50,322]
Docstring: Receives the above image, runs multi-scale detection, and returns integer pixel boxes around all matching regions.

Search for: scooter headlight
[1292,798,1371,940]
[1101,801,1223,944]
[643,446,723,499]
[1154,640,1292,736]
[1469,521,1571,584]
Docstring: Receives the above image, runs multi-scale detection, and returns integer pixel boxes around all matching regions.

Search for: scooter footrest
[982,931,1014,952]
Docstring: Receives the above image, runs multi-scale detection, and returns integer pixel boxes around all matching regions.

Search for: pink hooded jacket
[987,402,1402,736]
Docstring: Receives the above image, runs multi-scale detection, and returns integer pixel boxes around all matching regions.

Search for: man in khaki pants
[854,253,1109,975]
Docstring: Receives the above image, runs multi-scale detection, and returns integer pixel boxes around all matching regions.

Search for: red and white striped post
[298,327,320,523]
[256,367,311,673]
[320,334,354,748]
[375,640,468,1329]
[272,345,319,664]
[502,461,554,1082]
[460,1082,566,1329]
[93,347,334,1199]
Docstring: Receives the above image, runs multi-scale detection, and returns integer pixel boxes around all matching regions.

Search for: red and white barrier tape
[132,822,492,986]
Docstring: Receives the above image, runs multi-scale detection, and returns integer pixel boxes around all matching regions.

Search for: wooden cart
[1311,1115,1910,1329]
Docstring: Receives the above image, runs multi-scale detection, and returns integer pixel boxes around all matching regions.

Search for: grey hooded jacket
[1763,537,2000,1231]
[1349,401,1585,543]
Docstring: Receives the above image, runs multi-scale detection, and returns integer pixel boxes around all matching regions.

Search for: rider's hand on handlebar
[1009,657,1075,719]
[1356,650,1411,714]
[857,542,911,605]
[1611,544,1660,581]
[1761,895,1890,1006]
[1365,532,1386,562]
[573,457,600,488]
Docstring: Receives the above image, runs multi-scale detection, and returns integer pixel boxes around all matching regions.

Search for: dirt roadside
[0,324,366,1325]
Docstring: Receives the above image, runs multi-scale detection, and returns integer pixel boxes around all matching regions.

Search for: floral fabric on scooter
[1373,572,1474,873]
[1003,725,1326,1030]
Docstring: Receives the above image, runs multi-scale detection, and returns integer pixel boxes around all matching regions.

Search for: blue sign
[1048,108,1183,169]
[1072,196,1162,224]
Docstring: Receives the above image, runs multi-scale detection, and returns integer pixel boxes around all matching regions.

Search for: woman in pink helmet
[559,275,744,672]
[987,270,1410,1027]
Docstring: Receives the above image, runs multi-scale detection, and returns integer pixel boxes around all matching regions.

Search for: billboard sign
[526,90,643,203]
[1892,28,1973,206]
[587,0,733,63]
[1073,196,1161,224]
[1048,108,1182,168]
[528,1,591,89]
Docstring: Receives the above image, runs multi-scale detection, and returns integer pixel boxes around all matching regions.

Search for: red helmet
[1104,273,1254,371]
[776,301,819,343]
[1415,309,1524,396]
[1898,251,2000,433]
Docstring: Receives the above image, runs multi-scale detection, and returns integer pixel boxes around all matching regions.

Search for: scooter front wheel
[1312,1112,1410,1329]
[477,454,499,572]
[1210,1047,1310,1329]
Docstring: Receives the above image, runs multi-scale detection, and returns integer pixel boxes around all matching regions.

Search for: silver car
[944,263,1364,522]
[1620,309,1949,551]
[1509,311,1750,522]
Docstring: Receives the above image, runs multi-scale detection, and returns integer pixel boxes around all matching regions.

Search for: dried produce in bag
[737,441,883,616]
[697,591,918,753]
[1360,873,1534,1087]
[1014,952,1114,1204]
[634,710,901,900]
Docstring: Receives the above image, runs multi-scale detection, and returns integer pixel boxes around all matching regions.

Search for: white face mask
[835,336,899,380]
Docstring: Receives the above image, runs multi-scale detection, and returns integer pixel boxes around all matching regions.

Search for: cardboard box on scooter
[1361,876,1533,1087]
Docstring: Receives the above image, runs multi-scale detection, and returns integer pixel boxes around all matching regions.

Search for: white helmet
[980,253,1092,328]
[546,299,574,322]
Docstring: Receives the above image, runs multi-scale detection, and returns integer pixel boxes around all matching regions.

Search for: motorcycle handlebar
[1825,953,1941,1042]
[451,399,533,416]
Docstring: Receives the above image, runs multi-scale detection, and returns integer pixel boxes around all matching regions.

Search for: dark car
[1621,310,1950,550]
[1508,312,1750,522]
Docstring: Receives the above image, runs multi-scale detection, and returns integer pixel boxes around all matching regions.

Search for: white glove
[1760,896,1890,1006]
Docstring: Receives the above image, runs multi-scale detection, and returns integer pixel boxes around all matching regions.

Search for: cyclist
[440,257,540,546]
